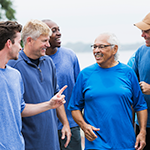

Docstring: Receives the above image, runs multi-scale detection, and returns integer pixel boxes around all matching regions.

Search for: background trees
[0,0,16,20]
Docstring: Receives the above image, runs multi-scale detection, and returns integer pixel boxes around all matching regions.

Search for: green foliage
[20,40,24,48]
[0,0,16,20]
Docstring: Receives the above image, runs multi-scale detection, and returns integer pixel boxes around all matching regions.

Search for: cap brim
[134,21,150,30]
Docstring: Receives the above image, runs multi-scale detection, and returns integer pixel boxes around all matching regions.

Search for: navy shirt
[8,50,60,150]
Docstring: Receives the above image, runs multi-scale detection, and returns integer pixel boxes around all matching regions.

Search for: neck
[99,60,118,68]
[46,47,57,55]
[23,46,30,58]
[23,47,39,59]
[0,50,9,69]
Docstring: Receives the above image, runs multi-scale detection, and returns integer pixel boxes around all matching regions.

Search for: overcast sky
[13,0,149,45]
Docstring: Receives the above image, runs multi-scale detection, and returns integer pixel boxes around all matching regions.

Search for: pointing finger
[58,85,67,96]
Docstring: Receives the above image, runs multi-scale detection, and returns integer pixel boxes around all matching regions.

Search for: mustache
[94,52,103,57]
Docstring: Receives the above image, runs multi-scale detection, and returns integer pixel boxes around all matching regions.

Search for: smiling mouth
[56,38,61,42]
[95,52,103,58]
[42,48,46,51]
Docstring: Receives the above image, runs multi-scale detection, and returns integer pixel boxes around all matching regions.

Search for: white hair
[100,32,120,60]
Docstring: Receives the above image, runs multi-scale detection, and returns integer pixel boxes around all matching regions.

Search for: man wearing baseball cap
[133,12,150,150]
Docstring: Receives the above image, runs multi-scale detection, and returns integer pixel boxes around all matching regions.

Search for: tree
[0,0,16,20]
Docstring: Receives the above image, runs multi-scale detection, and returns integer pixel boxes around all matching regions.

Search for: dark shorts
[58,126,82,150]
[136,124,150,150]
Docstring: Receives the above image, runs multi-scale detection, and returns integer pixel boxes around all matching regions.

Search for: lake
[76,50,136,70]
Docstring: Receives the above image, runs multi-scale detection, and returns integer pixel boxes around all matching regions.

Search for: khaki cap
[134,13,150,30]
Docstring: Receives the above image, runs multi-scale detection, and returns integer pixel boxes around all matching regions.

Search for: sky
[13,0,150,45]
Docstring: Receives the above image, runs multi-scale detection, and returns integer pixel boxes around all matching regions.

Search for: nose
[19,44,22,51]
[141,30,146,38]
[46,41,50,47]
[56,30,61,37]
[94,47,101,52]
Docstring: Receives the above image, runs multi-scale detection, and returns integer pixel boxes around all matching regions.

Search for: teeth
[95,52,103,57]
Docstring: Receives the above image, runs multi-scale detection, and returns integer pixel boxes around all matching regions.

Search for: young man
[8,20,71,150]
[42,19,82,150]
[0,21,67,150]
[132,12,150,150]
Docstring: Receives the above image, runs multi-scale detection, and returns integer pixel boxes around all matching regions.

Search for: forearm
[21,85,67,117]
[56,105,69,126]
[72,109,100,141]
[132,106,135,125]
[21,102,50,117]
[137,109,148,132]
[135,109,147,149]
[71,110,86,130]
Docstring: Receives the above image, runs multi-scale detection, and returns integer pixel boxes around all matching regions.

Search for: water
[76,50,136,70]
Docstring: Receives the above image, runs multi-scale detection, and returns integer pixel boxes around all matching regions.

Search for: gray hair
[100,32,120,60]
[22,19,52,46]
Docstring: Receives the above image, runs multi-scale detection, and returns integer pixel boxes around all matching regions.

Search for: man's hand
[82,124,100,141]
[49,85,67,109]
[61,124,71,148]
[139,81,150,95]
[135,130,146,150]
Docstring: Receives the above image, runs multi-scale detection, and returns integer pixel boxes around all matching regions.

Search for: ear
[6,39,12,49]
[113,45,118,54]
[26,37,32,43]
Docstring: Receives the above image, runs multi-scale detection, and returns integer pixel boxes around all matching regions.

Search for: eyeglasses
[91,44,114,50]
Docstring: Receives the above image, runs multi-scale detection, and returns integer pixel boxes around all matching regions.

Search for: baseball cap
[134,13,150,30]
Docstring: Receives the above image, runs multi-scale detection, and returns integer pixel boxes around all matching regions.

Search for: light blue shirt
[49,47,80,129]
[133,45,150,127]
[0,65,25,150]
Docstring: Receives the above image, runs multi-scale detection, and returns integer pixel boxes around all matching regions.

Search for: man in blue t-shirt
[132,12,150,150]
[0,21,67,150]
[42,19,82,150]
[68,32,147,150]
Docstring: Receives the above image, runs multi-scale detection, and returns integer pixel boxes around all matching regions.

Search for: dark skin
[43,20,71,148]
[43,20,61,55]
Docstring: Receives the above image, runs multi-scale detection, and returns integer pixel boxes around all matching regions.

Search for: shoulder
[118,62,137,79]
[6,64,21,76]
[42,55,55,65]
[41,55,56,69]
[80,63,97,77]
[136,44,148,54]
[42,54,53,61]
[7,59,22,68]
[134,44,150,62]
[119,62,134,72]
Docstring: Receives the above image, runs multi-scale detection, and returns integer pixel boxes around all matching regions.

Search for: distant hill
[62,42,144,53]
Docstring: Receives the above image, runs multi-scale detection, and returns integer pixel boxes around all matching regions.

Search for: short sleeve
[68,72,85,111]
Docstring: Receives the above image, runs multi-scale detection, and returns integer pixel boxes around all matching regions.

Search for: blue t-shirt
[68,62,147,150]
[8,50,60,150]
[0,65,25,150]
[133,45,150,127]
[127,52,135,68]
[49,47,80,129]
